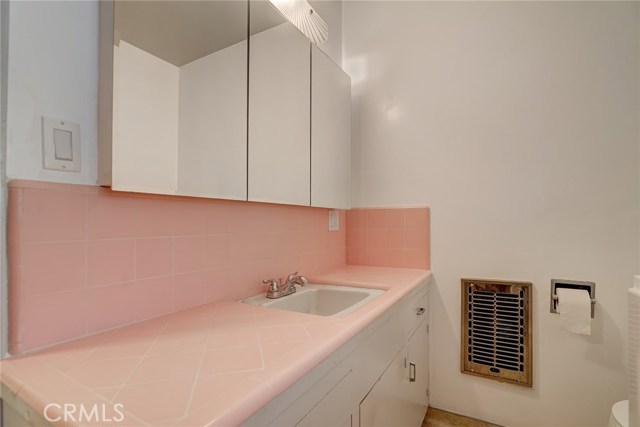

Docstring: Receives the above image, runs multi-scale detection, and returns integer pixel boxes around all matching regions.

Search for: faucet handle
[285,272,299,282]
[262,279,279,293]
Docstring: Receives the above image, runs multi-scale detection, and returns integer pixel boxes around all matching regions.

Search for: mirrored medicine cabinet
[98,0,351,209]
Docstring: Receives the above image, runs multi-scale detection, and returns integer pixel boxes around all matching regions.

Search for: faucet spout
[263,272,307,299]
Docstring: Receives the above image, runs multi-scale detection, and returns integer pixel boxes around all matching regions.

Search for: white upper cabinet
[99,0,351,209]
[99,0,248,199]
[248,1,311,206]
[311,45,351,209]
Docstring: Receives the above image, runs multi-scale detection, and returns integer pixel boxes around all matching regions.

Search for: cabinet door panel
[359,320,429,427]
[407,319,429,408]
[105,1,248,199]
[248,1,311,205]
[359,348,414,427]
[311,45,351,209]
[297,370,354,427]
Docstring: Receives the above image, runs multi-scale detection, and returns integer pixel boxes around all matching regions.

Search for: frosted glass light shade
[269,0,328,45]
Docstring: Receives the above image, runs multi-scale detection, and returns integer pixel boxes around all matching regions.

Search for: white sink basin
[242,284,385,318]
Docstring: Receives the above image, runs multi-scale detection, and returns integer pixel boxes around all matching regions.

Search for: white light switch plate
[328,210,339,231]
[42,117,81,172]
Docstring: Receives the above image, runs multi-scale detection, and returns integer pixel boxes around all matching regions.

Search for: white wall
[309,0,342,66]
[343,2,639,426]
[6,1,98,185]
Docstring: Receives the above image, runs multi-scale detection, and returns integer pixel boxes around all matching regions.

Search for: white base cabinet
[243,276,430,427]
[360,319,429,427]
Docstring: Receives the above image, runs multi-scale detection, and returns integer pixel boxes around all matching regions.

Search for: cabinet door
[407,318,429,409]
[359,320,429,427]
[310,45,351,209]
[248,1,311,206]
[359,348,414,427]
[104,1,248,198]
[296,370,353,427]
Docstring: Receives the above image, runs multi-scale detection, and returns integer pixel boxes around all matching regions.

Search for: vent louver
[461,279,532,387]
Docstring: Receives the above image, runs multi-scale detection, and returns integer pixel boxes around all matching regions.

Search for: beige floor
[422,407,501,427]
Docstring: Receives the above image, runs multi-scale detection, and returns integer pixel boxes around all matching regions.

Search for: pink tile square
[366,247,386,266]
[405,228,428,250]
[174,271,208,311]
[367,229,386,248]
[87,283,137,333]
[134,197,174,237]
[62,357,140,389]
[174,236,205,273]
[200,345,263,376]
[405,249,429,269]
[348,228,367,248]
[126,352,201,384]
[23,241,85,297]
[88,239,134,286]
[385,249,405,267]
[205,202,230,235]
[329,226,346,249]
[204,268,230,300]
[135,238,173,279]
[367,209,386,229]
[8,265,24,353]
[227,203,256,234]
[386,229,405,249]
[205,235,230,268]
[206,325,258,349]
[346,210,367,229]
[189,373,249,413]
[253,204,288,233]
[22,290,86,351]
[229,233,273,264]
[87,194,137,239]
[259,324,308,344]
[405,207,429,229]
[385,209,405,229]
[23,188,86,242]
[350,248,367,265]
[115,379,193,422]
[174,200,206,236]
[7,188,23,267]
[134,276,174,321]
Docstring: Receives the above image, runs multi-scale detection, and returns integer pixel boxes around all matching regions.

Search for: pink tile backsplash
[7,181,429,356]
[346,207,430,270]
[7,180,346,355]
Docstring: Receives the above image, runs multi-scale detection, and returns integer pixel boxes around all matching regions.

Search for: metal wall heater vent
[461,278,532,387]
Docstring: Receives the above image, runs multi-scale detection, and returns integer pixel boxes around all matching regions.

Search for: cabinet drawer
[406,286,429,339]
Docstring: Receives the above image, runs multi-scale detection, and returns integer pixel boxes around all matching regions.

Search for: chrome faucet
[263,272,308,299]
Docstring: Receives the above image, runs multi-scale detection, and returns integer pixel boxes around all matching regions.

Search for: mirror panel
[248,0,311,205]
[111,1,248,198]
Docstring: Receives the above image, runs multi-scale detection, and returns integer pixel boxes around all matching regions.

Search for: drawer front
[405,284,429,339]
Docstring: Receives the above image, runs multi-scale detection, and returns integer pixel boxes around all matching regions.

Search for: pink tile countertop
[0,266,431,427]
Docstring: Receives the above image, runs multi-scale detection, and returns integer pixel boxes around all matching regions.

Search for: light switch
[53,129,73,160]
[42,117,81,172]
[328,210,339,231]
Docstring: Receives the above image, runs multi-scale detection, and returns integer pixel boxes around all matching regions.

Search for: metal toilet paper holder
[550,279,596,318]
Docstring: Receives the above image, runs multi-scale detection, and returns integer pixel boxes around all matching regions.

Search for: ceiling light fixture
[269,0,328,45]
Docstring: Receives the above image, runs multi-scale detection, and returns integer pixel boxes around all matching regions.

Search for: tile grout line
[180,313,215,420]
[109,320,172,407]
